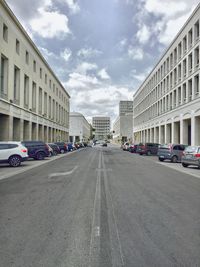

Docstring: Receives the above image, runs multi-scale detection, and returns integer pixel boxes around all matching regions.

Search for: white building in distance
[92,116,110,140]
[69,112,91,143]
[0,0,70,142]
[133,3,200,146]
[113,101,133,143]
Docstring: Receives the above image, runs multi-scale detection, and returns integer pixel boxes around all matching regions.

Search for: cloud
[60,48,72,62]
[128,47,144,60]
[98,69,111,80]
[69,85,133,121]
[30,7,70,38]
[130,67,153,84]
[158,12,191,45]
[77,48,102,58]
[38,47,58,60]
[63,0,80,14]
[141,0,199,46]
[144,0,188,18]
[65,72,100,89]
[75,62,98,74]
[136,24,151,44]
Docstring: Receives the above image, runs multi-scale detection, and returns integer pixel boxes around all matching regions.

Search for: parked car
[157,144,187,163]
[54,142,68,153]
[102,143,107,147]
[67,143,74,151]
[0,141,28,167]
[129,144,140,153]
[122,142,130,151]
[48,143,60,156]
[21,141,50,160]
[136,143,160,155]
[182,146,200,168]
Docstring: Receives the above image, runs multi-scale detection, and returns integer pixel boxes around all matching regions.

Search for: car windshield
[185,146,198,153]
[159,144,170,149]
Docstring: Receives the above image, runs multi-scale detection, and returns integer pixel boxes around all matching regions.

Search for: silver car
[182,146,200,168]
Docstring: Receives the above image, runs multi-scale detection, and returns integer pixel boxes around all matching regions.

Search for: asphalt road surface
[0,145,200,267]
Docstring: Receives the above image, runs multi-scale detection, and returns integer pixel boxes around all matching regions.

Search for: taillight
[21,149,27,153]
[64,144,67,148]
[195,153,200,158]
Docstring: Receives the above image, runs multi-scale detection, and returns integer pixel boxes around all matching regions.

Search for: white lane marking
[94,226,100,237]
[89,151,101,267]
[101,152,125,266]
[48,165,78,178]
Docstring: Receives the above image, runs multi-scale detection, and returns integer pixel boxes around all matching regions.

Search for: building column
[164,123,167,144]
[171,120,175,143]
[28,121,32,140]
[20,119,24,140]
[191,113,195,146]
[180,115,183,144]
[158,125,162,144]
[8,116,13,141]
[154,127,156,143]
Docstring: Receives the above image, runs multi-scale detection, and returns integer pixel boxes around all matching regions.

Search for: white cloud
[75,62,98,74]
[39,47,58,60]
[98,69,111,80]
[158,12,191,45]
[60,48,72,62]
[77,48,102,58]
[69,84,133,121]
[128,47,144,60]
[66,72,100,89]
[131,67,153,83]
[63,0,80,14]
[144,0,188,18]
[30,7,70,38]
[142,0,199,46]
[136,24,151,44]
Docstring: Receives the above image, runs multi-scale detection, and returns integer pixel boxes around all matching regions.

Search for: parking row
[0,141,88,167]
[122,142,200,170]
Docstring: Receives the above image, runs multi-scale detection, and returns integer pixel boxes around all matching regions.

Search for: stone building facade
[133,4,200,146]
[0,0,70,142]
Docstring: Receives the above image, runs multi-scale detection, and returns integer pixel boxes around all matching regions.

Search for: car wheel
[53,151,58,156]
[182,163,188,168]
[60,149,65,154]
[159,158,164,162]
[36,152,45,160]
[171,155,178,163]
[9,155,21,167]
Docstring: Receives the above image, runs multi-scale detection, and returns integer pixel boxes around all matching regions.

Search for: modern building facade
[0,0,70,142]
[133,3,200,146]
[113,101,133,143]
[92,116,110,140]
[69,112,91,143]
[119,100,133,116]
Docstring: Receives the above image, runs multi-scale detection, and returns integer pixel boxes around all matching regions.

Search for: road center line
[89,150,101,267]
[101,152,125,266]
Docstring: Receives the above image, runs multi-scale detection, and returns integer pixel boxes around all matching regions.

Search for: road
[0,145,200,267]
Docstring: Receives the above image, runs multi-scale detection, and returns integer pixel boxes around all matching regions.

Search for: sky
[6,0,200,124]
